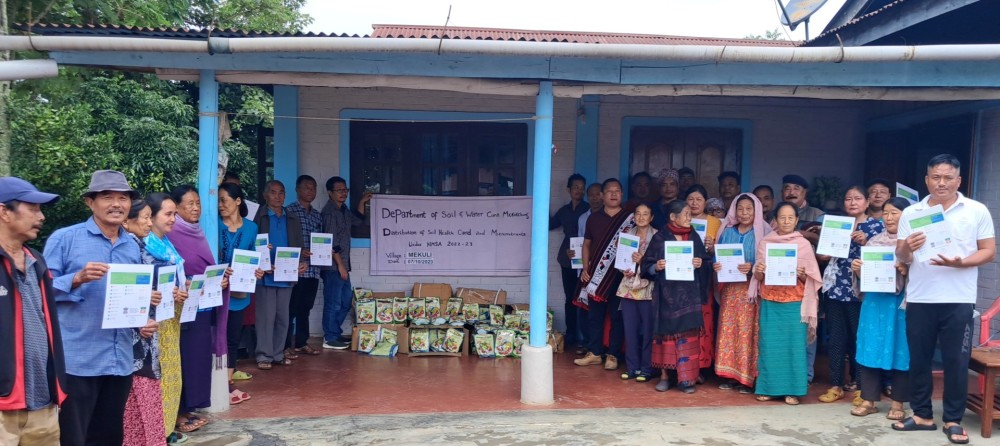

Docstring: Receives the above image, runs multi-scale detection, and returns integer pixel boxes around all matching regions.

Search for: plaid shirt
[286,202,324,279]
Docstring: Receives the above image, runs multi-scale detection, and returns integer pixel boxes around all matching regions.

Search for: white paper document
[715,243,747,283]
[154,265,177,322]
[101,264,155,329]
[274,247,302,282]
[309,232,334,266]
[860,246,897,293]
[907,204,956,263]
[245,200,260,221]
[615,233,640,271]
[816,215,856,258]
[255,234,272,272]
[896,183,920,205]
[229,249,261,293]
[199,264,227,309]
[765,243,799,286]
[691,219,708,243]
[664,241,695,281]
[569,237,584,269]
[181,275,204,323]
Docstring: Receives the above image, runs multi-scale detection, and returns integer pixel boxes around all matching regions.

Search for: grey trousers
[255,285,293,363]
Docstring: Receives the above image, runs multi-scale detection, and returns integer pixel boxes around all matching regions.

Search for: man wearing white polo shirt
[894,154,995,444]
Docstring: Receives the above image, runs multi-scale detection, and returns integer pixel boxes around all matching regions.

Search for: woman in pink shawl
[751,201,822,406]
[713,193,770,392]
[167,185,232,431]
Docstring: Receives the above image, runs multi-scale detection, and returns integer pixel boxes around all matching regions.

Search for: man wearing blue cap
[0,177,66,444]
[43,170,156,446]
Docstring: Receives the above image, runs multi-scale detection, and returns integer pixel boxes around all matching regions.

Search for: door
[629,126,742,197]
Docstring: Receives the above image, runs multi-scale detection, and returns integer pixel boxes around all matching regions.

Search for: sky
[302,0,849,41]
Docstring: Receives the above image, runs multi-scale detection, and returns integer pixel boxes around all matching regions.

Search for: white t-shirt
[897,193,994,304]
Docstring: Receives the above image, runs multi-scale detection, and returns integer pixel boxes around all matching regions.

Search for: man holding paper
[0,177,66,444]
[253,181,306,369]
[43,170,156,445]
[285,175,325,356]
[320,176,369,350]
[550,173,589,352]
[893,154,994,444]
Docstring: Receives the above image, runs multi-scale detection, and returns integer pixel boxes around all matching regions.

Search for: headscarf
[714,193,772,252]
[706,198,725,214]
[753,230,822,340]
[167,217,230,368]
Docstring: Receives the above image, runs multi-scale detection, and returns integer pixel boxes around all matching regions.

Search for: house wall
[976,109,1000,340]
[297,88,870,337]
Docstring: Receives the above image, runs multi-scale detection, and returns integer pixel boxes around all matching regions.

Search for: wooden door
[630,126,742,197]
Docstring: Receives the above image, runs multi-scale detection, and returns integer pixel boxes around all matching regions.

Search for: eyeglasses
[331,188,350,193]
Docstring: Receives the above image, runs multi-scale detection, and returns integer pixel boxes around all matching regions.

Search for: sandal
[718,380,739,390]
[851,402,878,417]
[274,357,294,366]
[818,386,844,403]
[942,424,969,444]
[295,345,321,355]
[886,405,906,421]
[891,417,937,431]
[256,361,272,370]
[283,349,300,360]
[843,382,858,392]
[232,370,253,380]
[229,389,251,405]
[167,432,189,444]
[755,395,775,402]
[736,385,753,394]
[784,396,800,406]
[851,390,863,406]
[175,420,200,433]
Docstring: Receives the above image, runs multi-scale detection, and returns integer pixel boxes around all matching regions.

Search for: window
[349,121,529,237]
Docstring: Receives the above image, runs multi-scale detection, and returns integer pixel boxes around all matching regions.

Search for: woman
[706,198,726,219]
[850,197,911,419]
[143,193,189,443]
[122,199,166,445]
[686,184,721,377]
[218,183,264,405]
[167,185,231,432]
[752,201,822,405]
[641,200,711,394]
[818,186,884,404]
[617,203,657,382]
[713,193,770,392]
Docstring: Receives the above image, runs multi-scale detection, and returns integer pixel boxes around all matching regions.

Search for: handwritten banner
[370,195,532,276]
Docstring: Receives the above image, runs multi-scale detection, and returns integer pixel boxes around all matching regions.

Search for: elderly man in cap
[43,170,157,446]
[0,177,66,444]
[779,174,825,242]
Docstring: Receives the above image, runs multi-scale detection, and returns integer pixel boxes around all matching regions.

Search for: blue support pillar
[521,81,555,406]
[198,70,220,258]
[575,95,600,184]
[273,85,299,204]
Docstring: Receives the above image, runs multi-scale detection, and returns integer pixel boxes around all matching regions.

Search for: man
[779,174,824,242]
[572,183,603,354]
[284,175,324,357]
[575,179,628,370]
[866,178,892,221]
[320,177,371,350]
[752,184,776,220]
[625,171,653,209]
[894,154,994,444]
[252,180,305,368]
[549,174,588,350]
[678,167,696,195]
[718,171,741,211]
[0,177,66,444]
[652,169,680,229]
[44,170,156,446]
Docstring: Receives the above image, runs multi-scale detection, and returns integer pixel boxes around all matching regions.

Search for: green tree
[744,28,786,41]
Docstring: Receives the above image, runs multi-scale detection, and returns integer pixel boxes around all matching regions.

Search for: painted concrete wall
[297,88,874,337]
[976,109,1000,341]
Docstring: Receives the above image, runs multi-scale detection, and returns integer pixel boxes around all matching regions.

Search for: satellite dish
[777,0,829,30]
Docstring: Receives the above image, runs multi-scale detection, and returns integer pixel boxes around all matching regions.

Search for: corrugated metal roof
[807,0,906,44]
[370,24,797,46]
[13,23,363,39]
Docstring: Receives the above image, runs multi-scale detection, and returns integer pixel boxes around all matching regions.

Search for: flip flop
[891,417,937,432]
[232,370,253,380]
[175,420,199,433]
[942,425,969,444]
[256,361,272,370]
[295,345,321,355]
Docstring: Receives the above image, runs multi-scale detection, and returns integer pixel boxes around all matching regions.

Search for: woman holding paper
[219,183,265,406]
[685,185,721,377]
[713,193,770,392]
[752,202,822,405]
[641,200,710,394]
[817,186,884,404]
[122,199,167,445]
[849,197,911,419]
[616,203,657,383]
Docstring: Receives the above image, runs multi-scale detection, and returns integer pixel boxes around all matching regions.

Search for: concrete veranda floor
[181,343,996,445]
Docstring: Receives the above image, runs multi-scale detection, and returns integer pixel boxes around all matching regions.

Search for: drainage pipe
[0,59,58,80]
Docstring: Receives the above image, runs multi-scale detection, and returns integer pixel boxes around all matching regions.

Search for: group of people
[553,154,993,444]
[0,169,370,445]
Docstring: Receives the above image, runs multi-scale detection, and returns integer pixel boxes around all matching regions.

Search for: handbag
[616,265,652,300]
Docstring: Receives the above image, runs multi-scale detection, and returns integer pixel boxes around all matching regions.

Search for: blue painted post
[273,85,299,205]
[198,70,220,257]
[529,81,554,347]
